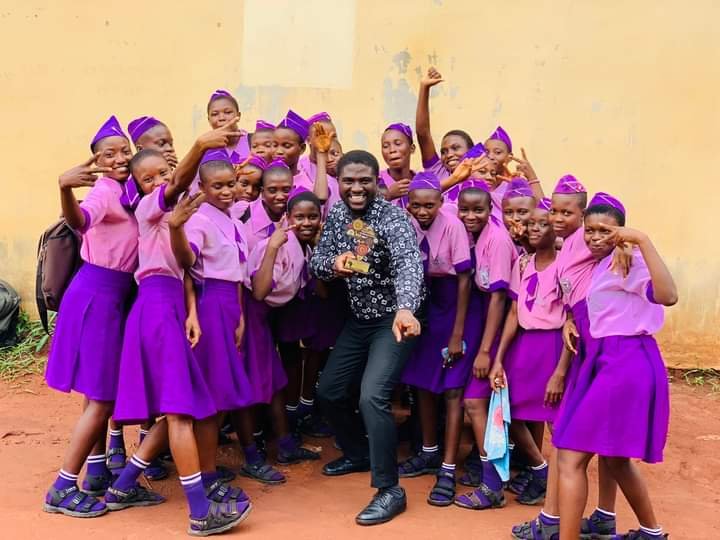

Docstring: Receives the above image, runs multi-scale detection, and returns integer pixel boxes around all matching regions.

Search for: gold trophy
[345,219,376,274]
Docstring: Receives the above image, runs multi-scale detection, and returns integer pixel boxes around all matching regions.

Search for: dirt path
[1,375,718,539]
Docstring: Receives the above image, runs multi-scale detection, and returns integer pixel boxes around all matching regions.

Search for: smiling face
[584,212,621,260]
[251,130,274,162]
[199,163,237,211]
[440,134,471,172]
[408,189,442,229]
[136,124,176,164]
[502,196,535,232]
[381,129,415,170]
[132,154,172,195]
[261,169,293,219]
[235,165,263,202]
[457,190,491,235]
[485,139,510,167]
[289,199,322,244]
[527,208,555,250]
[550,193,585,239]
[207,97,240,130]
[338,162,378,213]
[94,136,133,182]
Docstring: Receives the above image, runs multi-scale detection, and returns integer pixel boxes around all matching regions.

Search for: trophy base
[345,257,370,274]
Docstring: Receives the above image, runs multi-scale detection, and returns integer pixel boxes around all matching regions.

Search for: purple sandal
[44,485,108,518]
[511,515,559,540]
[454,483,506,510]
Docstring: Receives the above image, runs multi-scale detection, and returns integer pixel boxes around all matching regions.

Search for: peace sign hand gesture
[58,154,112,189]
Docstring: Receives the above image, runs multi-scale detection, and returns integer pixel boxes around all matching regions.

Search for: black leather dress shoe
[322,456,371,476]
[355,487,407,526]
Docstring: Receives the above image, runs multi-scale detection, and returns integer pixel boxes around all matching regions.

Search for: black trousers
[317,313,418,489]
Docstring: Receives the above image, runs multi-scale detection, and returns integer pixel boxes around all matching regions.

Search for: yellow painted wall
[0,0,718,367]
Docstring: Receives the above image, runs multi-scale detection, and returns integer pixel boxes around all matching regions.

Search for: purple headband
[487,125,512,152]
[536,197,552,212]
[243,155,268,172]
[200,148,232,166]
[90,115,128,149]
[503,178,534,200]
[255,120,275,132]
[277,109,310,141]
[384,122,413,142]
[307,112,332,125]
[209,89,234,103]
[127,116,163,144]
[589,192,626,216]
[463,142,487,159]
[459,179,491,193]
[288,185,311,202]
[408,171,441,192]
[553,174,587,194]
[266,158,290,171]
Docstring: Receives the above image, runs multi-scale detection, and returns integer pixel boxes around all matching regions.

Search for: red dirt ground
[1,374,718,539]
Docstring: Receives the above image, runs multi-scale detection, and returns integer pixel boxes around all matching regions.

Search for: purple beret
[307,112,332,124]
[487,125,512,152]
[255,120,275,132]
[459,179,491,193]
[288,185,311,202]
[127,116,163,144]
[463,142,487,159]
[384,122,413,142]
[266,158,290,171]
[589,192,626,216]
[536,197,552,212]
[200,148,232,166]
[244,155,269,172]
[552,174,587,194]
[209,89,235,103]
[503,178,534,200]
[90,115,128,150]
[277,109,310,141]
[408,171,441,192]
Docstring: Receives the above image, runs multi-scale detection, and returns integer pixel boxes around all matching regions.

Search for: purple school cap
[200,147,232,166]
[463,142,487,159]
[552,174,587,194]
[255,120,275,132]
[503,178,534,200]
[307,112,332,124]
[408,171,441,192]
[277,109,310,141]
[209,89,234,103]
[459,179,491,193]
[288,185,311,202]
[127,116,163,144]
[589,192,626,216]
[487,125,512,152]
[536,197,552,212]
[384,122,413,142]
[90,115,128,149]
[244,155,269,171]
[266,158,290,171]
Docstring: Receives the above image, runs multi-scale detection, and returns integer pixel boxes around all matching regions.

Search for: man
[311,150,424,525]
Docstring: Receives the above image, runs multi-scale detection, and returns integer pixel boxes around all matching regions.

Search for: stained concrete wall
[0,0,718,367]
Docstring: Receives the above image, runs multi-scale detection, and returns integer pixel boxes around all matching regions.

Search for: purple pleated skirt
[504,328,563,422]
[464,287,502,400]
[45,263,133,401]
[243,292,288,404]
[402,276,474,393]
[193,279,254,411]
[552,333,669,463]
[274,287,316,344]
[113,276,217,423]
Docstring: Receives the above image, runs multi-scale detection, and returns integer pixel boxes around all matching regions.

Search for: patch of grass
[680,368,720,393]
[0,311,53,380]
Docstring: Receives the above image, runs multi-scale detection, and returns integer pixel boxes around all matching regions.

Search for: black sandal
[106,447,126,474]
[188,500,252,537]
[427,470,456,507]
[205,479,249,503]
[43,485,108,518]
[239,462,286,485]
[397,452,441,478]
[104,485,165,511]
[277,446,320,465]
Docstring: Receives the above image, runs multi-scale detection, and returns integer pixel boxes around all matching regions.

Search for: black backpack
[0,280,20,347]
[35,219,83,334]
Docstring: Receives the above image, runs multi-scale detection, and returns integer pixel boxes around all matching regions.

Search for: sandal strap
[399,454,430,473]
[106,447,126,457]
[53,485,79,502]
[66,491,90,511]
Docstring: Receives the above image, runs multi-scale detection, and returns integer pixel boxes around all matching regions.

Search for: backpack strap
[35,228,51,334]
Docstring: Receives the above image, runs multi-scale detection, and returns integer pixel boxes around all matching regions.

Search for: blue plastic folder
[483,386,511,482]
